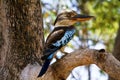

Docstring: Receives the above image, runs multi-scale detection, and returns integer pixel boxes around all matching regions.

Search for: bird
[38,10,94,77]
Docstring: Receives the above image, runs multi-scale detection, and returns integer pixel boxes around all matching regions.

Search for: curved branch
[51,49,120,80]
[37,49,120,80]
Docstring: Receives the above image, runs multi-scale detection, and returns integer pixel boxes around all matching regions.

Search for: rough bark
[0,0,44,80]
[37,49,120,80]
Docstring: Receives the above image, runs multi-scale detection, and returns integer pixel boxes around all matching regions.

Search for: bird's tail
[37,59,51,77]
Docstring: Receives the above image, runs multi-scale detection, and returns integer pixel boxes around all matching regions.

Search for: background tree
[110,22,120,80]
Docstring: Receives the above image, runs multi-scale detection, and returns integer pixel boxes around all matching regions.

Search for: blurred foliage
[41,0,120,52]
[41,0,120,79]
[86,0,120,51]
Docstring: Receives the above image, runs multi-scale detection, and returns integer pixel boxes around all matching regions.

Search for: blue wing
[38,26,75,77]
[52,29,76,47]
[42,27,75,60]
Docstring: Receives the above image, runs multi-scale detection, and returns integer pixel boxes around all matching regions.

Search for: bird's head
[54,10,94,27]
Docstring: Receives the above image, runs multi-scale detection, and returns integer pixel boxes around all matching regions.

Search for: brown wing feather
[45,27,66,48]
[41,27,66,59]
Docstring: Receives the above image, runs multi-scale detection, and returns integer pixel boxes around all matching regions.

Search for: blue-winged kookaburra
[38,10,94,77]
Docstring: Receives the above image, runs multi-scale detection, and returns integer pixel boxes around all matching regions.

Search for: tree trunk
[0,0,44,80]
[109,20,120,80]
[113,21,120,60]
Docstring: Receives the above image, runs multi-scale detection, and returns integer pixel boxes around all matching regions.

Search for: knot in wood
[97,49,106,62]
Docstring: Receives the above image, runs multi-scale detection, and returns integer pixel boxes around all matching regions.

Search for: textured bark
[37,49,120,80]
[0,0,44,80]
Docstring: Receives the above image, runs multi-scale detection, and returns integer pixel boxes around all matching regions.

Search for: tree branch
[37,49,120,80]
[50,48,120,80]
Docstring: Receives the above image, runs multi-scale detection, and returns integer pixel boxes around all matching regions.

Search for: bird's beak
[71,14,94,22]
